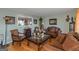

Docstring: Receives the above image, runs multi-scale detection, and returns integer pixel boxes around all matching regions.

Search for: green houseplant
[39,17,43,28]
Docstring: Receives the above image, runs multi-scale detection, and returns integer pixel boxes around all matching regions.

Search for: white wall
[43,10,76,33]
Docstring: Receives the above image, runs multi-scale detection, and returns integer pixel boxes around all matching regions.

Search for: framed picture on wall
[24,18,29,25]
[49,18,57,25]
[18,17,25,26]
[34,19,37,24]
[4,16,15,24]
[25,18,32,25]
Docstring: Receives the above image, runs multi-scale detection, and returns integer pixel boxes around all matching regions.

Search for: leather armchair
[46,26,62,38]
[10,29,25,46]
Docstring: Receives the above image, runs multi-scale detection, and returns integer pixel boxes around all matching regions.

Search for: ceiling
[0,8,76,17]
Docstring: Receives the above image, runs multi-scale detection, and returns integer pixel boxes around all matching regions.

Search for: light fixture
[3,16,11,46]
[66,15,70,22]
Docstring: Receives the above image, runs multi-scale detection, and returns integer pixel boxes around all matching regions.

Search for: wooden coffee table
[27,35,49,51]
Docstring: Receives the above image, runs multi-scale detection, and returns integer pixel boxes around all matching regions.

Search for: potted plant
[39,17,43,28]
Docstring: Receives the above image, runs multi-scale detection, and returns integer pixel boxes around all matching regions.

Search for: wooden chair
[10,29,25,46]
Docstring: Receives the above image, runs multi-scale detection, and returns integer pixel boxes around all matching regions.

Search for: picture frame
[18,17,25,26]
[5,16,15,24]
[25,18,32,25]
[49,18,57,25]
[34,19,37,24]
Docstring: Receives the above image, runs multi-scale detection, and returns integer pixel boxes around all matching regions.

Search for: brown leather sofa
[43,32,79,51]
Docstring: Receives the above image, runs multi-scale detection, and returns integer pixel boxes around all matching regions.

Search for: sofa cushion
[49,33,66,49]
[43,44,62,51]
[63,35,79,51]
[57,33,66,44]
[67,32,79,41]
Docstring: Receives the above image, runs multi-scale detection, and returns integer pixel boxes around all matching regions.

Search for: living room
[0,8,79,51]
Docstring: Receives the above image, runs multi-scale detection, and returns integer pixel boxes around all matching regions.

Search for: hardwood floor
[7,39,60,51]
